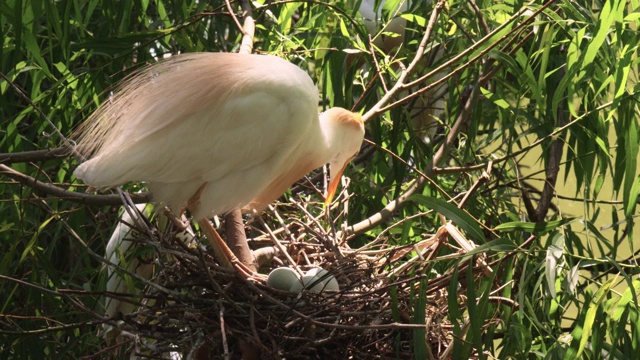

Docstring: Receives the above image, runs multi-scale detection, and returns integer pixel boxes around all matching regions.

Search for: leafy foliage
[2,0,640,358]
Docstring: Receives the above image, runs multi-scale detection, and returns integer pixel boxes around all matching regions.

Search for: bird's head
[319,107,365,206]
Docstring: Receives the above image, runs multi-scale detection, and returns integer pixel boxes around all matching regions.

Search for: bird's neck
[318,112,338,158]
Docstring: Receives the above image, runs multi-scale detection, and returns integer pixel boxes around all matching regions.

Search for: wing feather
[74,53,322,216]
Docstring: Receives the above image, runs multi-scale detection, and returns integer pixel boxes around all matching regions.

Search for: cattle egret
[74,53,365,276]
[102,203,195,344]
[359,0,407,52]
[359,0,446,145]
[103,204,155,320]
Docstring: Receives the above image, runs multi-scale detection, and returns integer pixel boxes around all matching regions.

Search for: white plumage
[74,53,365,220]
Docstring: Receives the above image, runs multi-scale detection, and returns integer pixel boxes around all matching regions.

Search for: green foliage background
[1,0,640,358]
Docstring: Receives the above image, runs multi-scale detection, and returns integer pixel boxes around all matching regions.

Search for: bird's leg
[224,210,257,273]
[188,184,255,278]
[197,218,255,279]
[162,206,190,231]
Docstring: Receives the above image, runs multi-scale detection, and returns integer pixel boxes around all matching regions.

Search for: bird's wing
[75,53,320,191]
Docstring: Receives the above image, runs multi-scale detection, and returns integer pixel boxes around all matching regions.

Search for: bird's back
[74,53,322,217]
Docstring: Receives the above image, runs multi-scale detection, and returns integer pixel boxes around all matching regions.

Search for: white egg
[305,267,328,277]
[289,275,307,293]
[289,268,340,293]
[267,267,301,291]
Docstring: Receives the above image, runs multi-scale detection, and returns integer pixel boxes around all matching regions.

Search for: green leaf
[580,0,625,76]
[460,239,517,260]
[0,223,14,233]
[400,14,426,27]
[277,1,302,34]
[576,277,615,357]
[412,278,428,359]
[448,267,464,359]
[623,111,638,217]
[494,218,576,234]
[613,44,632,102]
[20,217,54,264]
[410,195,486,242]
[626,176,640,217]
[612,279,640,321]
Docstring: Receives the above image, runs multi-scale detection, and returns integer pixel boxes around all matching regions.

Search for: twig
[467,0,490,36]
[0,274,107,323]
[369,35,389,93]
[255,208,303,275]
[356,211,432,250]
[238,0,255,55]
[0,147,70,164]
[344,0,544,237]
[0,164,150,205]
[292,198,345,260]
[0,72,82,161]
[389,1,554,110]
[458,161,492,209]
[533,65,567,222]
[350,12,547,237]
[219,303,230,360]
[345,68,483,236]
[224,0,244,34]
[361,0,446,123]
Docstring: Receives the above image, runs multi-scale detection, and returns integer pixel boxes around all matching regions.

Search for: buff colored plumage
[74,53,364,220]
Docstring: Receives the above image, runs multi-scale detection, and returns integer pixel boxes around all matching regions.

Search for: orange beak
[324,161,349,206]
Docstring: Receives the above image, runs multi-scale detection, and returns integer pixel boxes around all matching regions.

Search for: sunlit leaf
[494,218,576,234]
[410,195,486,242]
[545,233,564,298]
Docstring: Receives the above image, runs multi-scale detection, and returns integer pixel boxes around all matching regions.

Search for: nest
[99,202,459,359]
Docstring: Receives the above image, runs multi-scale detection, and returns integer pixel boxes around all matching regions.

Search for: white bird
[74,53,365,275]
[103,204,155,320]
[359,0,446,145]
[102,203,195,349]
[359,0,407,53]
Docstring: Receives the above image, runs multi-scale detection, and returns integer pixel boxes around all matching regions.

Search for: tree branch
[347,1,559,237]
[534,66,567,221]
[345,74,483,237]
[361,0,446,123]
[0,147,71,164]
[0,164,149,206]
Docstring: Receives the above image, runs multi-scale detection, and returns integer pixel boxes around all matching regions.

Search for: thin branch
[238,0,255,55]
[0,164,149,205]
[458,161,492,209]
[0,72,83,161]
[347,0,562,237]
[0,147,71,164]
[386,0,554,112]
[346,71,483,236]
[533,65,567,222]
[361,0,446,123]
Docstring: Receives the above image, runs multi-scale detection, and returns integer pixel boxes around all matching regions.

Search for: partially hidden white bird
[104,204,155,320]
[359,0,407,53]
[102,203,195,345]
[74,53,365,276]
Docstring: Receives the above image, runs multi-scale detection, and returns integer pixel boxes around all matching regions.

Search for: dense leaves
[2,0,640,358]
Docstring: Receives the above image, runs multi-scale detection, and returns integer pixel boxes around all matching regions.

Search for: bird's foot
[197,218,264,281]
[163,206,190,231]
[231,260,266,281]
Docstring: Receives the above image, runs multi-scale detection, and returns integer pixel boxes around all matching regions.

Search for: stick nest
[101,203,457,359]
